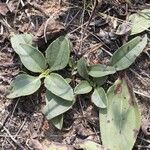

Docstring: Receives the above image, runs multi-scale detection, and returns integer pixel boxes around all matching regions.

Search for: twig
[84,0,98,31]
[0,112,10,130]
[65,10,81,28]
[10,99,19,119]
[0,63,20,68]
[0,122,25,149]
[134,90,150,99]
[69,22,88,34]
[79,0,86,52]
[6,138,16,150]
[44,18,51,43]
[14,118,27,138]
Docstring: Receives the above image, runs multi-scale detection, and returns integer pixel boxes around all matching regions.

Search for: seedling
[7,34,74,129]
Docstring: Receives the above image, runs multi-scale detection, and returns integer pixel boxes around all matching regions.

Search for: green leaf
[91,87,107,108]
[46,36,71,71]
[77,58,89,80]
[110,35,147,71]
[88,64,116,77]
[44,73,74,101]
[75,140,107,150]
[7,74,41,98]
[51,115,63,130]
[74,81,92,95]
[65,78,72,84]
[42,90,74,120]
[19,44,47,73]
[10,33,33,55]
[100,78,141,150]
[129,9,150,35]
[93,76,108,86]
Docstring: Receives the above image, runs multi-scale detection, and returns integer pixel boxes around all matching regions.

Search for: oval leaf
[93,76,108,87]
[10,33,33,55]
[129,9,150,35]
[74,81,92,95]
[100,78,141,150]
[19,44,47,72]
[46,36,71,71]
[44,73,74,101]
[88,64,116,77]
[51,115,63,130]
[91,87,107,108]
[110,35,147,71]
[42,90,74,120]
[77,58,89,80]
[7,74,41,98]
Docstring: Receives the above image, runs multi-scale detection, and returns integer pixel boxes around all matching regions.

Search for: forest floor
[0,0,150,149]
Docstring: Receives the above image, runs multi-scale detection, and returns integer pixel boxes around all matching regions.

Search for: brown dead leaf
[0,3,9,16]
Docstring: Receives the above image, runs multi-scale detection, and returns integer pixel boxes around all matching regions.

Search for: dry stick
[93,126,100,142]
[79,0,98,49]
[69,22,88,34]
[6,138,16,150]
[136,145,150,149]
[13,0,21,24]
[10,99,19,119]
[0,19,15,33]
[84,0,99,31]
[44,17,51,43]
[65,10,81,28]
[130,68,149,84]
[79,0,86,52]
[0,123,25,149]
[84,43,103,56]
[134,90,150,99]
[0,135,20,138]
[0,112,10,130]
[44,10,64,43]
[14,118,27,138]
[138,136,150,144]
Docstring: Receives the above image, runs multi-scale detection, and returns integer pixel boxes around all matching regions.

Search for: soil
[0,0,150,149]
